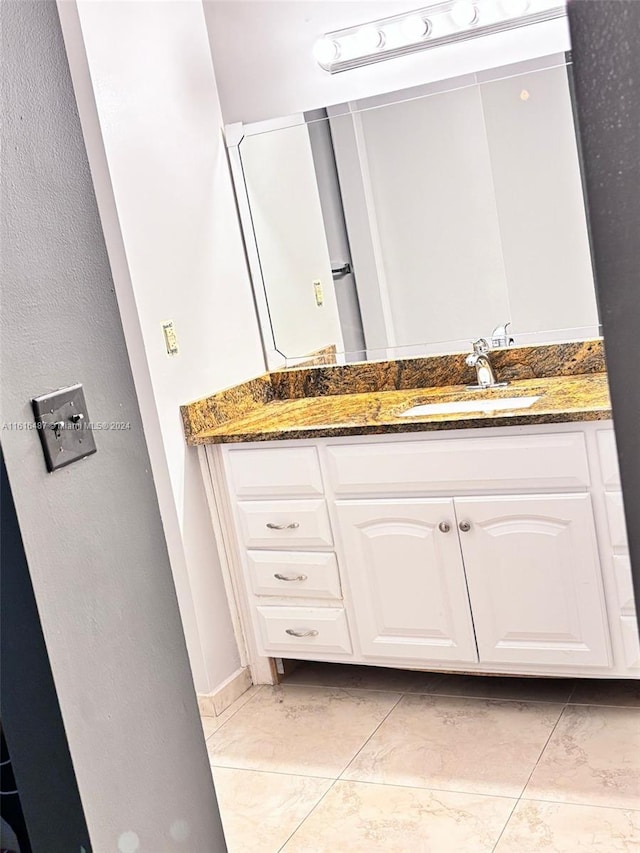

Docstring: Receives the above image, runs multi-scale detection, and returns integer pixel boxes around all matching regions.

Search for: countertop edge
[186,406,612,446]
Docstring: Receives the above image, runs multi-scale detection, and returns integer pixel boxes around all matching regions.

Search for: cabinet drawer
[597,430,621,489]
[605,492,629,550]
[247,551,342,599]
[256,606,352,654]
[225,446,323,497]
[325,433,590,494]
[236,500,333,548]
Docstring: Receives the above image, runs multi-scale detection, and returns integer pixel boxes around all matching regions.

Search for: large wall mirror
[230,51,600,366]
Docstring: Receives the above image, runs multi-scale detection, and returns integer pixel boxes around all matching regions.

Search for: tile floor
[202,663,640,852]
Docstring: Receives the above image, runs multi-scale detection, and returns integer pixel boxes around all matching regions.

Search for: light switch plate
[32,384,97,472]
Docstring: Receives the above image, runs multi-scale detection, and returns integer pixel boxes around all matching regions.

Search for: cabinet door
[335,499,477,662]
[456,494,610,667]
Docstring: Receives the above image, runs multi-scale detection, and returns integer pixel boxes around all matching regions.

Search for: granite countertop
[184,372,611,445]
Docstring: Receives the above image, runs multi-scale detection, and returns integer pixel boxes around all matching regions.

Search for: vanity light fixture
[314,0,566,74]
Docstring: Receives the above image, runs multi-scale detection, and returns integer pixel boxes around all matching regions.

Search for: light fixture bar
[315,0,567,74]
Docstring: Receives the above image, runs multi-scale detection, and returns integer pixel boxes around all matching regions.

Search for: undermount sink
[399,396,541,418]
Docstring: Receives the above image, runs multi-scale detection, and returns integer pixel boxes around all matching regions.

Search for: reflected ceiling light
[313,37,341,65]
[313,0,567,74]
[450,2,478,27]
[355,25,385,53]
[400,15,432,41]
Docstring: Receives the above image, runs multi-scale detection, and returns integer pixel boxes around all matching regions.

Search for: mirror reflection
[237,53,600,365]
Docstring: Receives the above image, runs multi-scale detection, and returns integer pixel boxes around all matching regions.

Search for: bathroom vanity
[183,347,638,684]
[183,12,638,686]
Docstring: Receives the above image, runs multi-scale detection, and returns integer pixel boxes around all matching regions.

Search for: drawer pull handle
[285,628,319,638]
[274,573,308,582]
[438,521,451,533]
[459,520,472,533]
[266,522,300,530]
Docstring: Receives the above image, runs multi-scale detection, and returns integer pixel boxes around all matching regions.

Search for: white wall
[204,0,570,124]
[330,89,510,351]
[480,62,598,336]
[59,0,266,695]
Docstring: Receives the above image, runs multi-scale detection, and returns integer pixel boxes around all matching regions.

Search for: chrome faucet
[466,339,508,390]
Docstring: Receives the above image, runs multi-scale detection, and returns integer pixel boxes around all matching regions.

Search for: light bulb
[400,15,431,42]
[354,25,385,54]
[313,37,341,65]
[501,0,530,15]
[450,1,478,27]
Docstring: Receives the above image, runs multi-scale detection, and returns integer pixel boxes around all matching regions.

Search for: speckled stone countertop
[181,340,611,445]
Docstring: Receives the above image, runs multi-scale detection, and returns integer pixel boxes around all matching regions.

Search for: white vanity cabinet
[204,421,638,682]
[336,493,609,669]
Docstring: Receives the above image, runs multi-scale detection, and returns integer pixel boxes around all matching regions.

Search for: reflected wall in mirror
[232,52,600,367]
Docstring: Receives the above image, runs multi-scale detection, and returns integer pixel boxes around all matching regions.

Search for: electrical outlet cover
[32,384,97,472]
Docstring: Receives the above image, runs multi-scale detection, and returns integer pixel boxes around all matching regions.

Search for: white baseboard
[197,666,252,717]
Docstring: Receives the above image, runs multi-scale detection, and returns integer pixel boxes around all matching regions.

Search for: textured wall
[0,2,226,849]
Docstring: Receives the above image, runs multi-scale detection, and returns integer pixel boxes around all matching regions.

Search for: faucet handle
[471,338,490,354]
[491,322,514,348]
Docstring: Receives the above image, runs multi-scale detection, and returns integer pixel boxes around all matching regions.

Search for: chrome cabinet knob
[438,521,451,533]
[274,573,308,582]
[266,522,300,530]
[459,520,472,532]
[285,628,319,638]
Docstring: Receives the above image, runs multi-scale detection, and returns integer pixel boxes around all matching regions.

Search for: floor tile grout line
[521,699,568,785]
[336,691,406,782]
[292,773,520,800]
[516,794,640,813]
[489,795,521,853]
[276,777,341,853]
[208,762,337,782]
[210,760,585,805]
[203,685,264,741]
[491,697,570,853]
[490,697,570,852]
